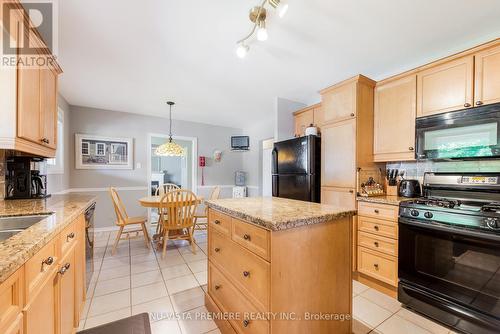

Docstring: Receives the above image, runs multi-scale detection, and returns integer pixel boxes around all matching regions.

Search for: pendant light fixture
[155,101,185,157]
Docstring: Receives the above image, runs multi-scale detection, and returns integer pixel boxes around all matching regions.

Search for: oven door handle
[399,218,500,243]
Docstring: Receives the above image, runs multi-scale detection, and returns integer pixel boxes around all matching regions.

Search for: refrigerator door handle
[272,147,278,174]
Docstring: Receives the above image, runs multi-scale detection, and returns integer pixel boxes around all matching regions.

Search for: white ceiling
[57,0,500,128]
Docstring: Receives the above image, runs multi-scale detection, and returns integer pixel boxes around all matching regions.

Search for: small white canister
[305,125,318,136]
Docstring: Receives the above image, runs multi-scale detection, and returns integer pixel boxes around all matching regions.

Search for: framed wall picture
[75,134,133,169]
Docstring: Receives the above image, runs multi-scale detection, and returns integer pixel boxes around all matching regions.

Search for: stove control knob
[485,218,499,229]
[410,210,419,217]
[424,212,433,219]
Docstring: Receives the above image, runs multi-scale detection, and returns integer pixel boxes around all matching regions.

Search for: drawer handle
[67,232,75,241]
[349,189,354,194]
[464,103,471,108]
[243,271,250,277]
[409,147,414,151]
[374,241,379,247]
[243,320,250,327]
[374,263,379,270]
[214,247,220,253]
[374,209,379,214]
[476,101,483,106]
[58,263,70,275]
[42,256,54,267]
[243,234,251,241]
[214,220,221,225]
[215,285,221,290]
[374,225,379,231]
[350,113,355,117]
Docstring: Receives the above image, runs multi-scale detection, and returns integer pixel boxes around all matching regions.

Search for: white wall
[275,98,306,141]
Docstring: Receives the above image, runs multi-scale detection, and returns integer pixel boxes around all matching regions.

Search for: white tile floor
[81,227,456,334]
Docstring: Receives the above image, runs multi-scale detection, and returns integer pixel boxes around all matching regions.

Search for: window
[96,143,106,156]
[47,109,64,174]
[81,142,89,155]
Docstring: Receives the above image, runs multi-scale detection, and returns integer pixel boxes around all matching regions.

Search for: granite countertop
[0,194,96,284]
[356,195,415,206]
[206,197,356,231]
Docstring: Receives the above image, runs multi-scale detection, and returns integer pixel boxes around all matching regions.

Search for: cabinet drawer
[358,202,398,221]
[209,228,270,311]
[0,269,23,332]
[231,219,270,261]
[25,238,58,302]
[209,263,269,334]
[208,209,232,237]
[357,247,397,286]
[358,231,397,257]
[358,216,398,239]
[60,219,78,257]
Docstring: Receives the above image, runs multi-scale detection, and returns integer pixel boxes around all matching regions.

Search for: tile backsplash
[386,160,500,183]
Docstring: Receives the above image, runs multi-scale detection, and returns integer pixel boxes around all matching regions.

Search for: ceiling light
[236,43,249,58]
[257,22,268,41]
[155,101,185,157]
[235,0,289,57]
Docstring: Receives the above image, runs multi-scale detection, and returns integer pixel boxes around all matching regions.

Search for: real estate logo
[1,0,58,68]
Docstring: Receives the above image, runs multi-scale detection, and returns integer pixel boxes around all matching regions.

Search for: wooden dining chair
[193,186,221,234]
[109,187,151,255]
[158,189,198,258]
[154,183,180,235]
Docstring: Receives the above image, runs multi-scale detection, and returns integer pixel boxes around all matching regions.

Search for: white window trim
[95,142,106,156]
[81,142,90,155]
[47,109,65,175]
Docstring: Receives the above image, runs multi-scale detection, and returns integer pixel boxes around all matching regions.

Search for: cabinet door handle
[476,101,483,106]
[374,225,379,231]
[373,263,379,270]
[58,263,70,275]
[243,271,250,277]
[42,256,54,267]
[243,320,250,327]
[408,147,414,151]
[214,247,220,253]
[464,103,471,108]
[374,241,379,247]
[67,232,75,241]
[215,285,221,290]
[349,189,354,194]
[374,209,379,214]
[350,113,355,117]
[243,234,251,241]
[214,220,221,225]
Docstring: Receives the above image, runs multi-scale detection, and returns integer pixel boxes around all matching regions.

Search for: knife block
[384,179,398,196]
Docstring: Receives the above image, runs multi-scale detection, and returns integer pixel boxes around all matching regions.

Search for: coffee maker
[5,157,50,199]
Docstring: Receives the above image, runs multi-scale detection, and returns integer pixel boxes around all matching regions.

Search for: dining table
[138,195,204,243]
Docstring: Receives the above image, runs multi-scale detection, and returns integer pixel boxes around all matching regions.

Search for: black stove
[398,172,500,334]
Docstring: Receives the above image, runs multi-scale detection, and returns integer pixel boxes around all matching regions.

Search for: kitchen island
[205,197,356,334]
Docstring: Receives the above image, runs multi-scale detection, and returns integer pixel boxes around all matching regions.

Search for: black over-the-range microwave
[415,102,500,160]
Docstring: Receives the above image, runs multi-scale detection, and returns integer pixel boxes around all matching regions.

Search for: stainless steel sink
[0,214,53,242]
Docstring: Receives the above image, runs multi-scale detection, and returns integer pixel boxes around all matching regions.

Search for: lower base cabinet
[0,213,86,334]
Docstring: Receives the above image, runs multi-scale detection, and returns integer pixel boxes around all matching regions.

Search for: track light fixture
[235,0,288,58]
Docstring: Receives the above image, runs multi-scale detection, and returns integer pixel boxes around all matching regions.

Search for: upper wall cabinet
[417,56,474,117]
[374,75,416,162]
[474,44,500,106]
[293,103,323,137]
[320,81,357,124]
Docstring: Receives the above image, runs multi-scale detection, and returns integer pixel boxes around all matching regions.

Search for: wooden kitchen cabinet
[374,75,417,161]
[321,186,356,210]
[23,271,58,334]
[417,55,474,117]
[0,268,24,334]
[321,119,356,188]
[320,79,357,124]
[474,44,500,106]
[17,61,41,145]
[39,65,58,149]
[293,103,322,137]
[58,247,76,334]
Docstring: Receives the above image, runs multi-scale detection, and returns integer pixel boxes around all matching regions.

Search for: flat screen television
[231,136,249,150]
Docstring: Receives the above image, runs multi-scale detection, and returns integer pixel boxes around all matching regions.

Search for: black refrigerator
[272,135,320,203]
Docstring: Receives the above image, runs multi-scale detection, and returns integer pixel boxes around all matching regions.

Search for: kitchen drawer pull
[476,101,483,106]
[243,271,250,277]
[409,147,414,151]
[58,263,70,275]
[464,103,471,108]
[42,256,54,267]
[374,241,379,247]
[243,234,251,241]
[67,232,75,241]
[350,113,355,117]
[374,225,379,231]
[374,209,380,214]
[349,189,354,194]
[243,320,250,327]
[215,285,221,290]
[214,220,221,225]
[373,263,379,270]
[214,247,220,253]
